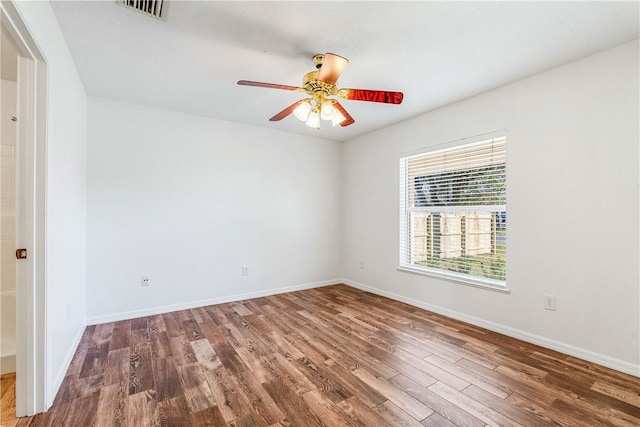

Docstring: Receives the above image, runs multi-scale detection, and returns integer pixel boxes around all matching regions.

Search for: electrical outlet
[242,266,249,276]
[141,276,150,287]
[359,261,365,269]
[543,294,556,311]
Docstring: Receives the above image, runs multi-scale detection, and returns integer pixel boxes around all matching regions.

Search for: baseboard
[48,323,86,408]
[87,279,342,325]
[0,353,16,375]
[342,278,640,378]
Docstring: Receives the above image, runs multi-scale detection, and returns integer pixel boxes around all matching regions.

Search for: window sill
[396,265,511,294]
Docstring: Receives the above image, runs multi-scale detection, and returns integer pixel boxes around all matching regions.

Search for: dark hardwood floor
[10,284,640,426]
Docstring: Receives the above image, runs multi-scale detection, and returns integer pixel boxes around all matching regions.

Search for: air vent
[121,0,166,20]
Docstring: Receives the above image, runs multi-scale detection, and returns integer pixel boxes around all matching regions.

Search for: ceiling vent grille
[121,0,166,20]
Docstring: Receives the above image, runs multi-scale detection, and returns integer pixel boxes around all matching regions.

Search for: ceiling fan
[237,53,403,129]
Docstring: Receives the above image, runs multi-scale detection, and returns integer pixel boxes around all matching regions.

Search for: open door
[1,2,48,416]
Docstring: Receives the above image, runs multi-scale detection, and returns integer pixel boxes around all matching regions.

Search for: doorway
[0,19,19,425]
[0,1,48,417]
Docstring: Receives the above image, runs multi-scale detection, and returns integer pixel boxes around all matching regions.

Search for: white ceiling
[50,1,639,142]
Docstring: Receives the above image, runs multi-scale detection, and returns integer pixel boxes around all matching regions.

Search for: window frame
[398,132,509,293]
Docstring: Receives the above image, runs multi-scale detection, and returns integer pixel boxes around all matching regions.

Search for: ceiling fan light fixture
[293,100,312,121]
[331,110,346,127]
[305,109,321,129]
[320,100,335,120]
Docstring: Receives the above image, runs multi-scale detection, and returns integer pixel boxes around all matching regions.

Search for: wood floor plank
[176,364,215,413]
[229,370,285,425]
[182,320,203,342]
[104,347,130,387]
[205,367,266,426]
[150,330,173,360]
[189,307,211,325]
[129,351,155,395]
[130,317,148,331]
[209,340,248,374]
[545,372,640,421]
[326,362,386,408]
[455,358,555,406]
[168,334,197,367]
[392,348,470,391]
[302,388,361,427]
[128,390,159,426]
[190,405,226,426]
[337,396,392,426]
[231,303,253,316]
[153,357,182,402]
[373,400,425,427]
[64,341,90,377]
[163,313,185,338]
[203,306,230,327]
[425,354,511,398]
[64,391,100,427]
[0,373,17,427]
[221,321,273,358]
[267,352,317,395]
[428,381,523,427]
[262,377,325,426]
[53,373,104,406]
[147,314,167,333]
[40,402,70,427]
[506,392,586,427]
[463,384,560,427]
[10,285,640,426]
[158,395,191,427]
[190,339,223,372]
[591,381,640,408]
[131,328,152,355]
[110,323,132,352]
[389,374,486,427]
[95,383,129,427]
[352,368,433,421]
[234,345,274,383]
[496,364,640,424]
[550,398,622,427]
[93,323,115,346]
[79,343,110,379]
[421,412,458,427]
[293,357,353,403]
[366,347,440,388]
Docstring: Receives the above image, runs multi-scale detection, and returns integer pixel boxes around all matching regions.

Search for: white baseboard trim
[342,278,640,378]
[48,323,86,408]
[0,353,16,375]
[87,279,343,326]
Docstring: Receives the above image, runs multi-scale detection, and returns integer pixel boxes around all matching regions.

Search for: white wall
[86,98,342,321]
[0,80,17,375]
[1,80,16,294]
[342,40,639,375]
[14,1,88,405]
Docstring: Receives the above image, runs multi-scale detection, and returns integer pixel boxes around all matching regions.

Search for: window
[399,135,507,289]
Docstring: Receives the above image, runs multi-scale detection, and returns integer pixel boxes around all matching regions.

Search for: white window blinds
[399,136,507,287]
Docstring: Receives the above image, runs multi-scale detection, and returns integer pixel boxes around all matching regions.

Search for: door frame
[1,1,48,416]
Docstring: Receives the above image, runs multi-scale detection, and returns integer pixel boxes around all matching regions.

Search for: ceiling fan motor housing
[312,54,325,69]
[302,70,337,107]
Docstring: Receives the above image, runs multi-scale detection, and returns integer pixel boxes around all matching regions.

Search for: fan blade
[318,53,349,85]
[238,80,303,92]
[333,101,355,127]
[337,88,403,104]
[269,100,305,121]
